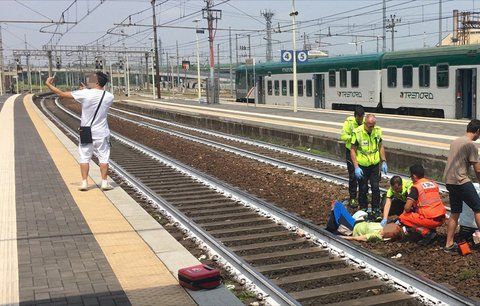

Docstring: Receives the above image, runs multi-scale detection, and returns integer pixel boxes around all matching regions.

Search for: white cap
[352,210,368,221]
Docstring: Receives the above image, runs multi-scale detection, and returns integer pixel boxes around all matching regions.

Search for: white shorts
[78,136,111,164]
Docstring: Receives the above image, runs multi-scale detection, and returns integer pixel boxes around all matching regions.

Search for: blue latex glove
[354,167,363,179]
[381,161,388,175]
[380,218,388,227]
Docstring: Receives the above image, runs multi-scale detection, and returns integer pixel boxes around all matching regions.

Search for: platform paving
[14,95,131,305]
[29,95,242,306]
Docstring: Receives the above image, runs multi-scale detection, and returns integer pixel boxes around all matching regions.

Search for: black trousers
[381,195,406,216]
[345,147,357,200]
[358,163,381,210]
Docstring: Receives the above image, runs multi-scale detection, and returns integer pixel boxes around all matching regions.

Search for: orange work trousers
[399,212,445,236]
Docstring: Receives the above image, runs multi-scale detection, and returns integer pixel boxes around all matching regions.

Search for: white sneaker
[101,181,114,191]
[79,180,88,191]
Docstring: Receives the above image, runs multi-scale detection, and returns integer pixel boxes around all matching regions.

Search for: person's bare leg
[80,163,89,180]
[100,163,108,180]
[100,163,113,190]
[475,212,480,229]
[79,163,90,191]
[445,213,460,247]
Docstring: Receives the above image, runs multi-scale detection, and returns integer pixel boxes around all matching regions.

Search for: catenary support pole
[235,33,239,67]
[438,0,442,46]
[229,27,233,97]
[291,0,298,113]
[176,40,180,89]
[0,24,4,95]
[382,0,386,52]
[194,19,202,102]
[47,51,53,77]
[151,0,162,98]
[145,52,149,91]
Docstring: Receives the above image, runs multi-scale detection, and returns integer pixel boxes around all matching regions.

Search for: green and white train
[236,45,480,119]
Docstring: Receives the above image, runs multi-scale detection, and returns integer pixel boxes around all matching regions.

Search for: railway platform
[0,94,241,306]
[123,96,470,156]
[119,96,472,178]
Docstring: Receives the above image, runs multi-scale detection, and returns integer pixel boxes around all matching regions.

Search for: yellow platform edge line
[0,94,21,306]
[24,95,195,306]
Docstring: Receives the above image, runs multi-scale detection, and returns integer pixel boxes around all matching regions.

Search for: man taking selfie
[45,71,114,191]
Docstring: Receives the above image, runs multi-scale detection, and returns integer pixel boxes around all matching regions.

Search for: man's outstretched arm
[45,77,74,99]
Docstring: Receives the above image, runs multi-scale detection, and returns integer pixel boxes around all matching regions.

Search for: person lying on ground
[381,176,413,226]
[399,164,446,246]
[326,201,404,242]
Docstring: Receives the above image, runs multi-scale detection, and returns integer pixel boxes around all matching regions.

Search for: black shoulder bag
[78,91,106,145]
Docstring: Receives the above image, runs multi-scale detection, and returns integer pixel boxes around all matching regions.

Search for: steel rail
[41,98,300,306]
[49,98,476,306]
[110,105,448,192]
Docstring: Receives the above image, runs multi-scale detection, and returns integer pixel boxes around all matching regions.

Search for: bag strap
[87,91,106,127]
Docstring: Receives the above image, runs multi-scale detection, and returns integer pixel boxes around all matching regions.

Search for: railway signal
[95,57,104,70]
[55,56,61,69]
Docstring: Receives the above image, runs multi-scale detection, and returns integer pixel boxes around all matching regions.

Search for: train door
[455,68,477,119]
[314,74,325,109]
[257,76,265,104]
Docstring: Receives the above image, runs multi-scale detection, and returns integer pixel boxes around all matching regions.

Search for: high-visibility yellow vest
[340,116,363,150]
[351,125,383,167]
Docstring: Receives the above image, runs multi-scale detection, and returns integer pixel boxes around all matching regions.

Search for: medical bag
[178,264,221,290]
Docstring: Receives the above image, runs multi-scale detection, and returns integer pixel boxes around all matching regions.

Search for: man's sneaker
[78,180,88,191]
[348,199,358,208]
[101,181,114,191]
[418,230,437,246]
[366,208,382,222]
[442,242,458,254]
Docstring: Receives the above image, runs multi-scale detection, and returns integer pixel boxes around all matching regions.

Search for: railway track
[37,96,475,306]
[110,104,449,194]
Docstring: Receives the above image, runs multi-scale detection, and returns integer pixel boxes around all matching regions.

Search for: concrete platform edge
[121,99,450,158]
[29,95,242,306]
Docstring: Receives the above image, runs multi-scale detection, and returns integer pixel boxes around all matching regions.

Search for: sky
[1,0,479,68]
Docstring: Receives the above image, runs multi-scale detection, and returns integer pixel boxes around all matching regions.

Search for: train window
[282,80,287,96]
[437,64,449,88]
[387,66,397,88]
[267,80,273,95]
[351,68,359,88]
[298,80,304,96]
[419,64,430,87]
[339,69,347,87]
[289,80,294,96]
[306,79,313,97]
[329,70,336,87]
[402,65,413,88]
[274,80,280,96]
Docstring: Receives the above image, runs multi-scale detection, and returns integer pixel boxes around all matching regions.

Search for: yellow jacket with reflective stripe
[340,116,362,150]
[351,125,383,167]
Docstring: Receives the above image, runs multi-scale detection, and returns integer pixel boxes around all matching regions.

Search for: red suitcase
[178,264,221,290]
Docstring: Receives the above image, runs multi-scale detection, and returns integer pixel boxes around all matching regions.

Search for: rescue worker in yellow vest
[350,114,387,218]
[380,176,413,227]
[340,106,365,207]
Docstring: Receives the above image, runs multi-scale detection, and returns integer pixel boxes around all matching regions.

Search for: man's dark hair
[410,164,425,179]
[95,71,109,87]
[354,105,365,118]
[467,119,480,133]
[389,175,402,187]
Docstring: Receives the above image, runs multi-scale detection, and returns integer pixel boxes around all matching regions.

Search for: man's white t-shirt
[71,89,114,139]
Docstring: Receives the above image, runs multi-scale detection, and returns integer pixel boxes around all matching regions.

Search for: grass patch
[458,269,476,280]
[224,280,257,304]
